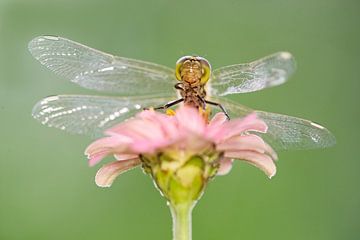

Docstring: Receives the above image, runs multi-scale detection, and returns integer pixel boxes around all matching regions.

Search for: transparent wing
[32,95,176,137]
[213,97,336,151]
[28,36,176,96]
[211,52,296,96]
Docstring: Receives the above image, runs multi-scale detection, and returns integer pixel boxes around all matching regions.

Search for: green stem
[170,202,195,240]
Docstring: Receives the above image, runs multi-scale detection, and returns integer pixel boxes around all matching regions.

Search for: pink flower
[85,106,278,188]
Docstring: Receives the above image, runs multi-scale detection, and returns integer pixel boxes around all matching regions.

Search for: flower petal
[110,119,163,142]
[217,134,267,153]
[175,106,206,135]
[206,113,268,141]
[225,150,276,178]
[85,136,132,166]
[209,112,228,128]
[264,142,278,161]
[222,114,268,139]
[88,150,110,167]
[107,114,174,153]
[217,157,233,175]
[114,153,139,160]
[95,158,141,187]
[140,110,179,140]
[85,136,127,154]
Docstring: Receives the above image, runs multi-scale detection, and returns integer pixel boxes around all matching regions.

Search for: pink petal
[140,110,179,140]
[222,114,268,139]
[88,150,110,167]
[131,140,160,153]
[85,136,131,156]
[217,157,233,175]
[175,106,206,135]
[264,142,278,161]
[106,111,164,140]
[217,134,267,153]
[115,118,178,153]
[181,135,213,152]
[85,136,132,166]
[126,112,182,152]
[95,158,141,187]
[209,112,228,128]
[206,113,268,141]
[225,150,276,178]
[109,118,163,141]
[114,153,138,160]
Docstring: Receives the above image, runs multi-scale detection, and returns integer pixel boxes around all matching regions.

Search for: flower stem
[170,201,195,240]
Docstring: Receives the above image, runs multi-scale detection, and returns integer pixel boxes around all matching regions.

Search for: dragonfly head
[175,56,211,84]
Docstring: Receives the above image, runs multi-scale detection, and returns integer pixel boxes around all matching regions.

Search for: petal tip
[95,181,112,188]
[268,171,276,179]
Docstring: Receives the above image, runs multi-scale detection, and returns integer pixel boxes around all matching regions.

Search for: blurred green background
[0,0,359,239]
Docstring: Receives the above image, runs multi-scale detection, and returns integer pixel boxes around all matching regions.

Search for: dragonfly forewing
[211,52,296,96]
[28,36,176,96]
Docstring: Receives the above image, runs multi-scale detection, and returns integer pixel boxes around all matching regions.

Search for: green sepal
[141,147,222,205]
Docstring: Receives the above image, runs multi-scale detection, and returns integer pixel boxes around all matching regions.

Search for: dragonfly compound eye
[175,56,191,81]
[197,57,211,84]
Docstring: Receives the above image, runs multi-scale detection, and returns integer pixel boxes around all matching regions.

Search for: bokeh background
[0,0,359,239]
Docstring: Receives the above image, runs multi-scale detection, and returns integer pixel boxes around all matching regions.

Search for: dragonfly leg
[152,98,184,110]
[174,83,184,91]
[197,96,207,110]
[204,100,230,120]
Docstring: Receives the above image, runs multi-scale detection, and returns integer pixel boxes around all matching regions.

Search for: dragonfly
[29,36,335,151]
